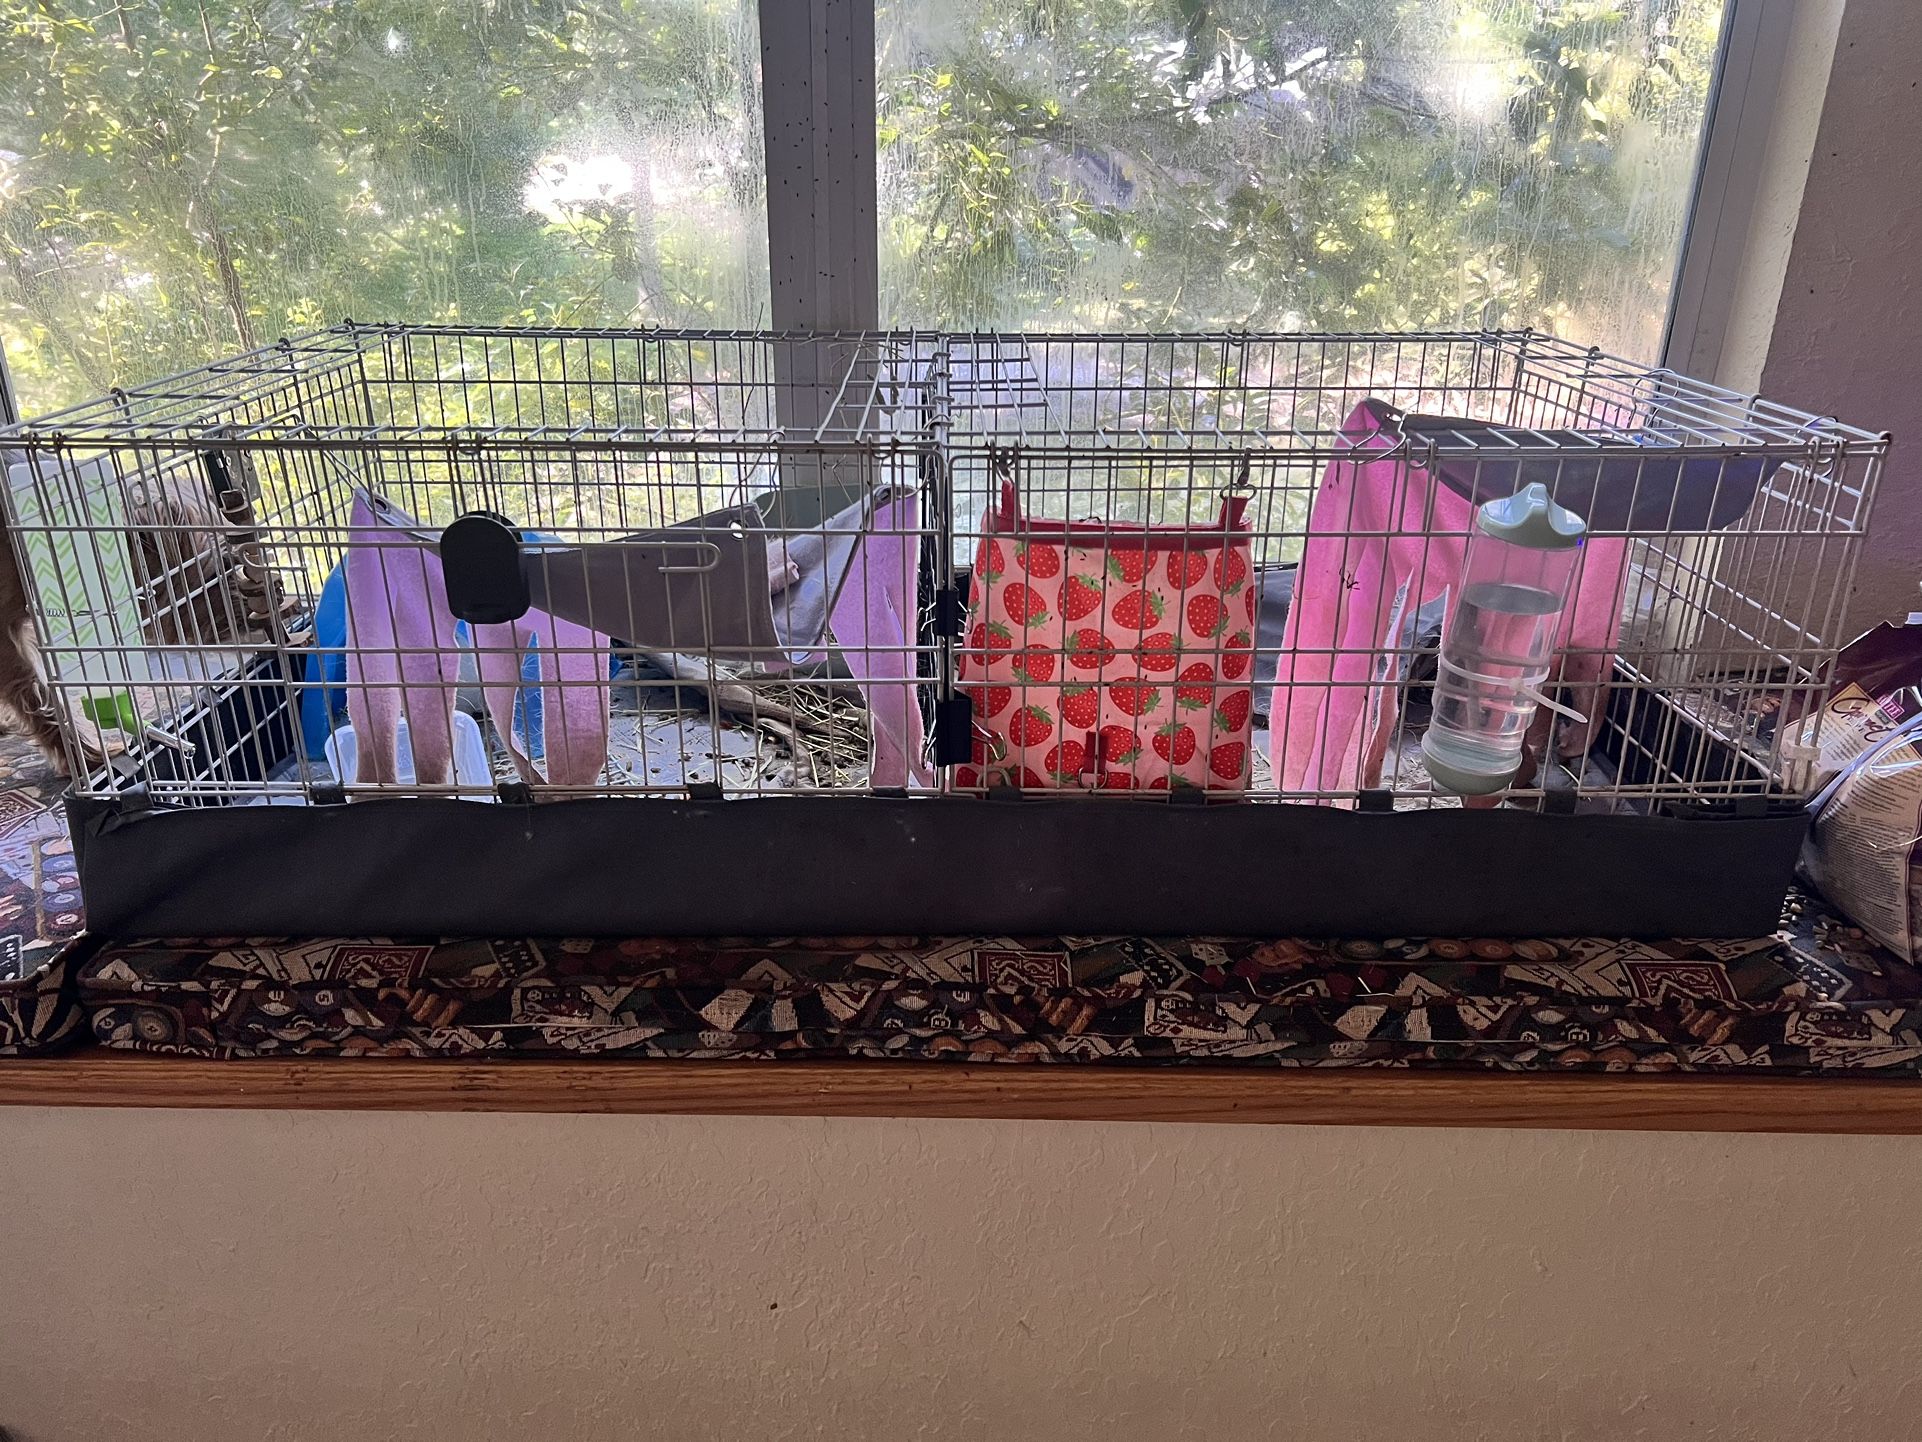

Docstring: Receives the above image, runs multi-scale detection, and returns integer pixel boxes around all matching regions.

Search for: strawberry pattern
[956,487,1254,793]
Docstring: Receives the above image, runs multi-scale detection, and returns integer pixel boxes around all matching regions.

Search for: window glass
[0,0,767,416]
[877,0,1725,358]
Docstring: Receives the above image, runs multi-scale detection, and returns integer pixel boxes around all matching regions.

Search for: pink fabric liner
[344,492,610,786]
[1269,402,1629,800]
[830,491,930,788]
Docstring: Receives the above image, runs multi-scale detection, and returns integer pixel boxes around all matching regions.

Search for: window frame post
[1661,0,1798,379]
[759,0,879,331]
[758,0,882,524]
[0,344,19,429]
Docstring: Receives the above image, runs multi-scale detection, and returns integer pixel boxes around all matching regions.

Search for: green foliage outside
[1,0,1722,419]
[879,0,1722,345]
[1,0,768,416]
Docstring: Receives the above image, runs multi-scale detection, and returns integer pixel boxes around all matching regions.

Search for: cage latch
[201,448,243,503]
[686,781,725,802]
[933,695,974,766]
[439,511,530,624]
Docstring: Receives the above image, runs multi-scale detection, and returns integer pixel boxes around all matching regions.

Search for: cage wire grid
[0,324,1887,812]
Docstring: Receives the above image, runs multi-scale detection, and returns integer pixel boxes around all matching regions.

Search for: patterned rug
[0,730,85,1052]
[76,892,1922,1072]
[0,732,82,977]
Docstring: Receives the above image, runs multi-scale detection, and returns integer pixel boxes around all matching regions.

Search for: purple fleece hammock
[826,490,929,789]
[344,492,611,786]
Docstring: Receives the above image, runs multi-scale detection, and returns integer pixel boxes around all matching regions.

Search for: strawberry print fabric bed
[957,482,1256,791]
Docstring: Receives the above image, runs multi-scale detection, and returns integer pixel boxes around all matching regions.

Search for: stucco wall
[1743,0,1922,628]
[2,1108,1919,1441]
[1714,0,1845,392]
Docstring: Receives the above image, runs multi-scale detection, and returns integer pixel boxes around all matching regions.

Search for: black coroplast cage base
[69,792,1805,940]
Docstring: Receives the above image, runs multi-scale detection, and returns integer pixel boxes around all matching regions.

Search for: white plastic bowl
[324,711,494,799]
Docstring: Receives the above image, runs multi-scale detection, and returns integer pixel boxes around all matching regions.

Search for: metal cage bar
[0,325,1888,813]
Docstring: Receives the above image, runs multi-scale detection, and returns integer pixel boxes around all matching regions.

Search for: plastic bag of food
[1792,623,1922,780]
[1797,622,1922,958]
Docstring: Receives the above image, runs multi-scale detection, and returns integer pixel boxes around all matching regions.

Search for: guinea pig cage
[0,325,1888,937]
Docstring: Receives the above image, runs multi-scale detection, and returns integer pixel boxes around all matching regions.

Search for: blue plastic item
[297,563,349,760]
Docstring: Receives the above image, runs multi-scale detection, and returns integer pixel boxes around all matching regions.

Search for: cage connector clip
[932,584,968,637]
[439,511,530,624]
[933,694,974,766]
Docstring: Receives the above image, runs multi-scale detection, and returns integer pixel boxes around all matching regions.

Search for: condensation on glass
[0,0,769,417]
[878,0,1726,359]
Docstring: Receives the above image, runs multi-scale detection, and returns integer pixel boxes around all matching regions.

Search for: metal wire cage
[0,324,1889,819]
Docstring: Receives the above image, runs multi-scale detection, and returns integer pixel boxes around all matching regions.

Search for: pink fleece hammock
[1269,402,1631,800]
[825,489,930,789]
[343,491,611,787]
[341,487,928,791]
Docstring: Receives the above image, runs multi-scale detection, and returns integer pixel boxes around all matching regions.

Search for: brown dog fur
[0,465,237,776]
[0,523,94,774]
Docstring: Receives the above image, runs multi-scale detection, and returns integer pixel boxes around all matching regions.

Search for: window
[0,0,767,417]
[4,0,1748,418]
[877,0,1726,357]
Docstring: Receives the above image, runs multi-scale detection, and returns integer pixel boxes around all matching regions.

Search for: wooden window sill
[0,1054,1919,1132]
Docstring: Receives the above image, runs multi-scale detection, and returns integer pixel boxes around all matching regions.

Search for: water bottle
[1421,483,1586,796]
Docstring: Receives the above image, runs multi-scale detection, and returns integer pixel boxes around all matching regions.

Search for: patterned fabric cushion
[0,734,85,1053]
[76,892,1922,1072]
[0,940,83,1055]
